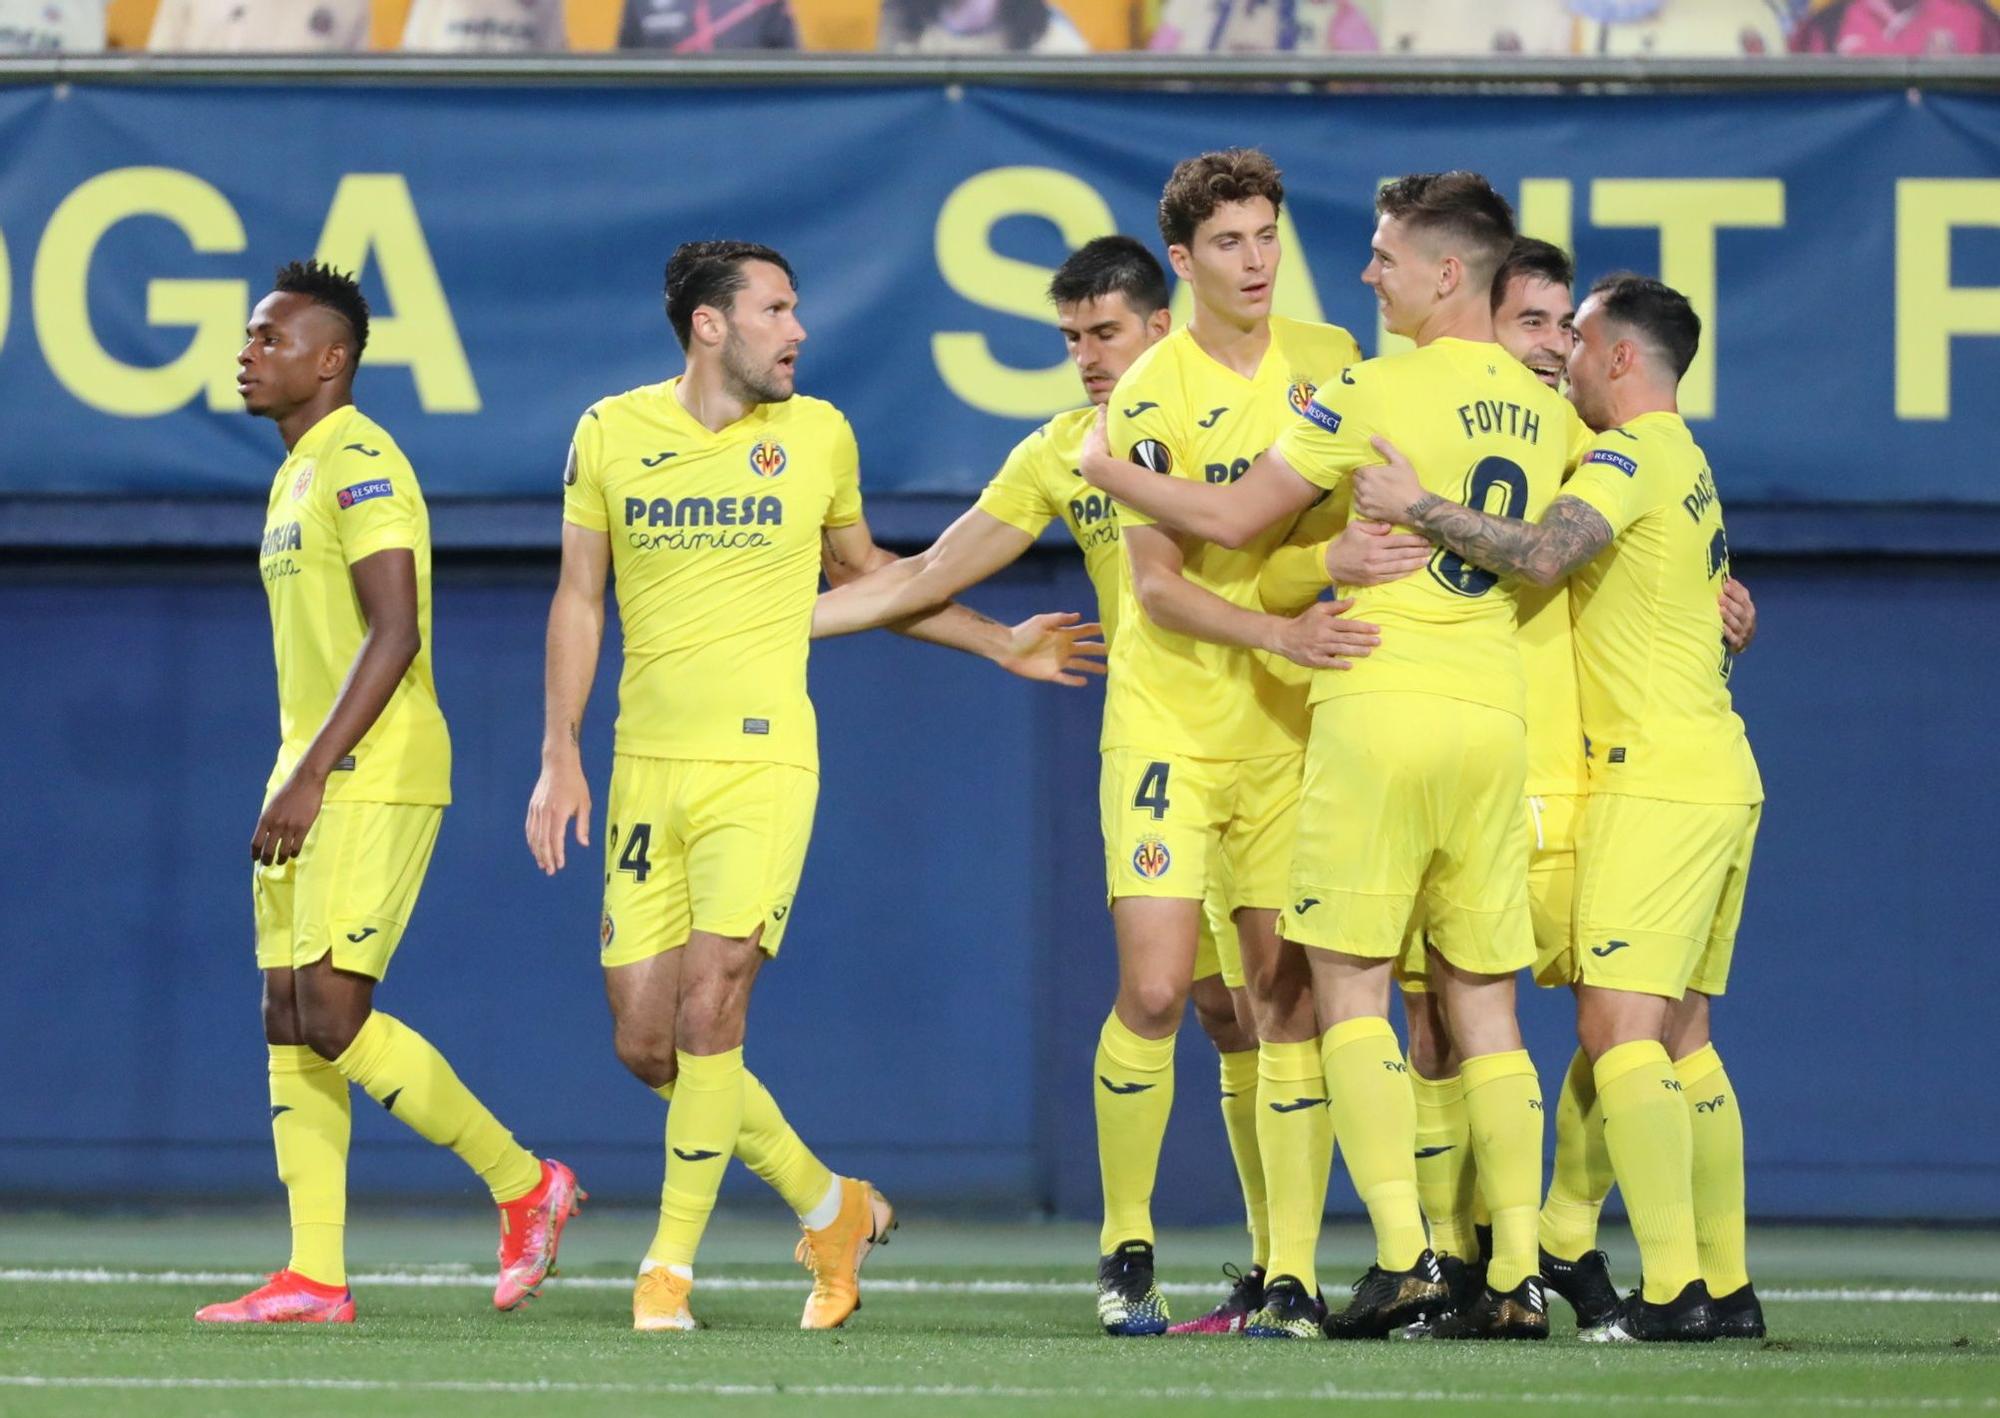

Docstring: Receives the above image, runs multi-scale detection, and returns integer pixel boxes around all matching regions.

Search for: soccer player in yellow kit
[1354,274,1764,1344]
[199,262,580,1326]
[1084,172,1584,1341]
[1082,149,1373,1340]
[524,241,1104,1333]
[812,233,1400,1336]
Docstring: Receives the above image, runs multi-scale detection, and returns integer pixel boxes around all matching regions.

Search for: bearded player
[526,240,1103,1333]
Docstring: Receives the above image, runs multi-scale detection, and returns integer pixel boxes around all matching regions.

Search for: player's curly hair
[1157,148,1285,250]
[1491,237,1574,312]
[1375,171,1516,285]
[1048,236,1170,316]
[664,239,795,351]
[273,260,369,361]
[881,0,1053,48]
[1589,272,1703,380]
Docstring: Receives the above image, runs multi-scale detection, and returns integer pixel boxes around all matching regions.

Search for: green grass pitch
[1,1209,1994,1416]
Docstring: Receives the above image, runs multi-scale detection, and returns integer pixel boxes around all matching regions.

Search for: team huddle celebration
[214,147,1764,1350]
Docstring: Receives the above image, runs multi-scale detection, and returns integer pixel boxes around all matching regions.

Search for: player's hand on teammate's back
[1719,577,1757,653]
[1267,598,1379,670]
[526,758,592,875]
[1000,612,1109,687]
[1077,406,1118,490]
[1350,437,1426,525]
[1328,520,1432,587]
[251,768,325,867]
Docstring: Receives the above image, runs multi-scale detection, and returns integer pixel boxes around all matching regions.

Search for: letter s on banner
[932,166,1114,419]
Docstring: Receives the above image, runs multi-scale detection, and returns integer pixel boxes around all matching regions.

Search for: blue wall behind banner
[1,555,1997,1220]
[1,84,1998,506]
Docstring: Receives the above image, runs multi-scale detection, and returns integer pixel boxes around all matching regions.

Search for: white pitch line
[0,1377,1993,1411]
[0,1267,1995,1304]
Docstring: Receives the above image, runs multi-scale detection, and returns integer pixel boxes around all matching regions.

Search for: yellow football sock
[1094,1012,1177,1252]
[1596,1039,1700,1304]
[1460,1049,1544,1293]
[654,1069,835,1219]
[647,1048,747,1270]
[1321,1017,1427,1271]
[1676,1044,1750,1298]
[269,1044,349,1287]
[1540,1046,1613,1262]
[1218,1049,1270,1269]
[1256,1038,1331,1292]
[333,1011,541,1204]
[1410,1063,1475,1261]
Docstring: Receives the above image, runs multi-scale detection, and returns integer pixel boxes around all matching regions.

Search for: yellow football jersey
[1276,338,1590,721]
[1563,412,1762,805]
[975,406,1126,644]
[1103,316,1363,759]
[563,379,862,772]
[1520,581,1587,796]
[258,405,450,806]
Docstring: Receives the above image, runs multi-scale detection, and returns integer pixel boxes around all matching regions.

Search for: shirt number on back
[1133,762,1172,821]
[1430,456,1529,598]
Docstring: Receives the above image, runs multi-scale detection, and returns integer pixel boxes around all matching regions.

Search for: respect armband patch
[1296,401,1342,434]
[337,479,394,509]
[1584,449,1639,477]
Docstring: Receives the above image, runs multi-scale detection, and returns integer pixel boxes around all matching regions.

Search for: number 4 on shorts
[617,823,654,882]
[1133,762,1171,821]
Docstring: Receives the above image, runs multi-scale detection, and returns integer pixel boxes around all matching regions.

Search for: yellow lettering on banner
[1896,180,2000,420]
[1168,205,1326,330]
[1517,179,1574,255]
[314,174,480,413]
[1589,179,1786,419]
[933,166,1115,418]
[33,167,247,417]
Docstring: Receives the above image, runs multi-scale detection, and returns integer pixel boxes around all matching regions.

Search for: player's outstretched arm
[1078,409,1317,549]
[1353,436,1612,588]
[252,548,421,868]
[821,518,1106,686]
[1126,523,1376,671]
[1720,576,1757,653]
[812,507,1037,640]
[526,522,609,875]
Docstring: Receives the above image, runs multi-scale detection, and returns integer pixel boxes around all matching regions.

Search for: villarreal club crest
[1287,379,1318,419]
[1132,835,1172,880]
[748,441,788,478]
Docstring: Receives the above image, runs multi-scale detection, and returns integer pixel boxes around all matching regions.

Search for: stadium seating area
[3,0,1995,56]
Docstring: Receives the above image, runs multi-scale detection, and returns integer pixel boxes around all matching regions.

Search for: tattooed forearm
[821,530,850,569]
[1404,493,1613,587]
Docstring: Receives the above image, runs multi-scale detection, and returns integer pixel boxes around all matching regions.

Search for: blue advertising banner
[0,83,1996,506]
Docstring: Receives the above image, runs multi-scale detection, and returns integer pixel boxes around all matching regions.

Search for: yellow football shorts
[1572,794,1760,1000]
[1100,749,1299,919]
[600,755,817,968]
[1398,790,1579,993]
[1191,873,1244,990]
[1282,693,1533,977]
[253,800,442,979]
[1527,791,1584,987]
